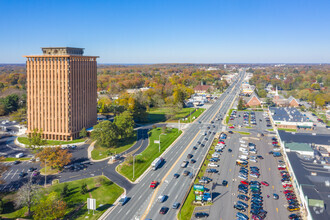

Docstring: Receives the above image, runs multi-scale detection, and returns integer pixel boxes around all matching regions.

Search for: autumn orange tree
[36,147,72,169]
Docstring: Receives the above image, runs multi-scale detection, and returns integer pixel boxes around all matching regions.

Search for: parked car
[273,193,279,200]
[195,212,209,218]
[222,180,228,186]
[261,181,269,186]
[237,194,249,201]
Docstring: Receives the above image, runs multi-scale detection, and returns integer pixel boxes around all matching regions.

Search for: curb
[14,137,88,148]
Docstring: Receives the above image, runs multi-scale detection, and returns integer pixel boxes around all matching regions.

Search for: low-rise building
[193,85,213,94]
[269,107,313,130]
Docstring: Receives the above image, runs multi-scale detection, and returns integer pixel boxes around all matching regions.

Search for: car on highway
[172,202,180,209]
[159,206,168,214]
[150,181,158,189]
[173,173,180,179]
[228,131,233,134]
[208,163,219,167]
[195,212,209,218]
[190,159,196,164]
[193,146,197,150]
[261,181,269,186]
[187,154,193,159]
[229,126,235,129]
[183,170,190,176]
[118,196,128,206]
[157,195,166,203]
[181,160,188,168]
[228,148,232,152]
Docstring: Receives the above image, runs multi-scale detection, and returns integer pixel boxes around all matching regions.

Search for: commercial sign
[193,184,204,191]
[195,194,203,201]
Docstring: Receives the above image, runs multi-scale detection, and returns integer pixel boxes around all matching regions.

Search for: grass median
[91,132,137,160]
[0,176,123,220]
[118,127,182,181]
[278,128,297,132]
[233,131,251,135]
[178,139,218,220]
[147,107,205,123]
[17,137,86,146]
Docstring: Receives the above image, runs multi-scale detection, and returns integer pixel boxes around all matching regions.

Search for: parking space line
[11,169,19,179]
[3,169,13,180]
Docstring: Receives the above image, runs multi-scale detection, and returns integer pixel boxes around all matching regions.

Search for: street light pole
[44,159,47,188]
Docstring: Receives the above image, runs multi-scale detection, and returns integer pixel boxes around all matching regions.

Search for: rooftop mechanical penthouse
[24,47,99,140]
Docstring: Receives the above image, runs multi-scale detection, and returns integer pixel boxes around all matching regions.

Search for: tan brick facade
[24,48,98,140]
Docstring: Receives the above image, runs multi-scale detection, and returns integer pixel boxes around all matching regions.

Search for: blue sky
[0,0,329,63]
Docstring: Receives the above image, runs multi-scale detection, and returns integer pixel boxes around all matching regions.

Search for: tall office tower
[24,47,99,140]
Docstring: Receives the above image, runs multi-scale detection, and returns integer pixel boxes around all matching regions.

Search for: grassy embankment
[0,176,123,220]
[147,107,205,124]
[118,127,181,181]
[17,137,86,146]
[178,139,218,220]
[277,128,297,132]
[91,132,137,160]
[225,109,234,124]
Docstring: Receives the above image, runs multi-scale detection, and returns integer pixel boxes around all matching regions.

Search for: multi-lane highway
[105,70,245,220]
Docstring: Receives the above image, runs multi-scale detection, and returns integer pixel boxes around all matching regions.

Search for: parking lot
[188,110,302,220]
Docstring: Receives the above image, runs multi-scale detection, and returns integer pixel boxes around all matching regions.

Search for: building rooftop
[41,47,84,55]
[269,107,307,122]
[285,142,313,152]
[287,152,330,219]
[278,130,330,146]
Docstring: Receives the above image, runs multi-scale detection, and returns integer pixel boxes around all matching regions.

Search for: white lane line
[11,169,19,179]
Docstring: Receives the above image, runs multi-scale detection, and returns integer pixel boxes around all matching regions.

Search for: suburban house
[194,85,213,94]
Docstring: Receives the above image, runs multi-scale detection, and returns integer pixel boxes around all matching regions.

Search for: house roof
[194,85,212,91]
[278,130,330,146]
[288,96,299,104]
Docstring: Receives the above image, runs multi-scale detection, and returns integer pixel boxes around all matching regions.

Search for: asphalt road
[105,70,245,220]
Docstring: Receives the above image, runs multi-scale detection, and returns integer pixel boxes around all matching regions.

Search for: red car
[149,181,158,189]
[241,180,249,185]
[283,184,293,188]
[284,190,293,194]
[286,196,296,200]
[261,181,269,186]
[218,141,225,144]
[278,167,286,170]
[272,141,278,145]
[229,126,235,129]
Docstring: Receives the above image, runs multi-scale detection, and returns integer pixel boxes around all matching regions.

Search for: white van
[239,155,248,160]
[16,153,24,158]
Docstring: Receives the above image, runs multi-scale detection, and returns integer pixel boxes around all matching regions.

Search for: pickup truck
[118,196,128,206]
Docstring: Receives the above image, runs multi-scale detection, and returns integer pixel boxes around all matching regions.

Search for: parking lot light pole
[158,133,167,153]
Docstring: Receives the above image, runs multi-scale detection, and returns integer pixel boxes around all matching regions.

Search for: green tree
[114,111,135,139]
[237,97,244,110]
[28,129,47,149]
[81,182,88,194]
[0,94,19,114]
[258,89,267,98]
[61,183,69,198]
[33,192,67,220]
[311,83,320,90]
[79,127,88,138]
[91,120,118,148]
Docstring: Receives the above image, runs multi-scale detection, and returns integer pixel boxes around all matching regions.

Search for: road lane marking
[140,130,201,220]
[276,208,278,212]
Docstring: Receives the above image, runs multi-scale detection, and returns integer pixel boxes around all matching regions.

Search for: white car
[278,164,286,168]
[238,174,248,180]
[273,148,281,152]
[157,195,166,203]
[208,163,219,167]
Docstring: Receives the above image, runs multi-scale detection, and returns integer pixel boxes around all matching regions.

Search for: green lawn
[17,137,86,146]
[267,129,274,131]
[178,139,217,220]
[313,110,330,126]
[278,128,297,132]
[2,157,31,162]
[178,108,205,123]
[147,107,205,123]
[118,127,182,181]
[91,132,137,160]
[40,166,60,175]
[0,176,123,220]
[245,126,253,129]
[225,109,234,124]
